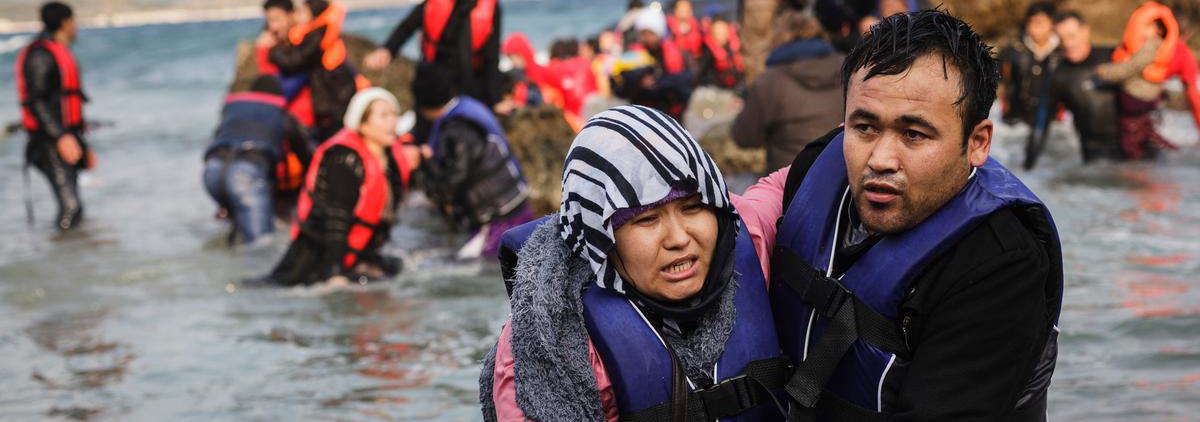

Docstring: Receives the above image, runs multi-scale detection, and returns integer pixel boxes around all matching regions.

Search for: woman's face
[612,195,717,301]
[360,100,400,148]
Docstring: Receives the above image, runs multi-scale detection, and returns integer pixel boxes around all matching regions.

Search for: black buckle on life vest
[696,373,757,419]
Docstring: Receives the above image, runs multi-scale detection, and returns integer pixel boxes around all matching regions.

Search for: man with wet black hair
[15,1,90,230]
[737,8,1063,421]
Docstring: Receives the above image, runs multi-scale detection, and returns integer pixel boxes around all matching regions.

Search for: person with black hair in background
[1024,11,1121,169]
[260,0,361,142]
[999,2,1062,129]
[15,1,91,230]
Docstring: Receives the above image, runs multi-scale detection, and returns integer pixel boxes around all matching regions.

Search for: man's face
[711,21,729,44]
[674,1,693,19]
[265,7,295,39]
[1055,18,1092,63]
[61,17,77,43]
[843,54,992,234]
[1026,12,1054,45]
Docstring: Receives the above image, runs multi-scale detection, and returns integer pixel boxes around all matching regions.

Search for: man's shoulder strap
[782,126,843,214]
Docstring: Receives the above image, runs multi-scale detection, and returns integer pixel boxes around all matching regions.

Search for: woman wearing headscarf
[254,88,416,286]
[479,105,789,421]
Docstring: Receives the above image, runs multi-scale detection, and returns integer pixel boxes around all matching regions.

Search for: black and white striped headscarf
[558,105,735,293]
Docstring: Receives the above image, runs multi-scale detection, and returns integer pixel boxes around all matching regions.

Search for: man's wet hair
[1024,2,1056,24]
[263,0,294,12]
[841,9,999,146]
[1054,10,1085,25]
[41,2,73,33]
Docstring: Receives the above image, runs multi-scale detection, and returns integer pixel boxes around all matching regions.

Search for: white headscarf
[342,87,400,132]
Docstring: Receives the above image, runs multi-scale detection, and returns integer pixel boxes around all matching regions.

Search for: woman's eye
[635,215,658,225]
[683,203,705,212]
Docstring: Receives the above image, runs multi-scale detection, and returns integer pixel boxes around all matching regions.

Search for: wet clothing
[203,157,274,242]
[1099,36,1166,102]
[383,0,503,106]
[415,97,529,232]
[999,36,1062,127]
[17,33,90,230]
[1099,35,1178,160]
[264,136,407,286]
[204,93,313,243]
[747,128,1061,421]
[1026,46,1121,167]
[268,8,359,142]
[732,40,844,172]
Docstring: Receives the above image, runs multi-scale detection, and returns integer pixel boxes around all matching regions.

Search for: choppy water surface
[1,2,1199,420]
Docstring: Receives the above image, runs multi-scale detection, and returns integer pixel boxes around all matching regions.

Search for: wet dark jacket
[268,145,406,286]
[783,130,1061,421]
[732,41,844,172]
[206,99,313,167]
[414,117,527,228]
[1040,46,1121,162]
[384,0,503,106]
[1000,38,1063,127]
[268,27,358,139]
[20,32,89,164]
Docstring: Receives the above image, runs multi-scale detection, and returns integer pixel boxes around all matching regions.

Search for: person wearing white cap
[610,4,694,120]
[252,88,419,286]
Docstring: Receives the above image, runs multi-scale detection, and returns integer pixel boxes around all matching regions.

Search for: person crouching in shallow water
[479,105,790,421]
[409,63,533,259]
[254,88,418,286]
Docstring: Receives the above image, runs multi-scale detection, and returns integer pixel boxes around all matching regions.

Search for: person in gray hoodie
[731,11,845,172]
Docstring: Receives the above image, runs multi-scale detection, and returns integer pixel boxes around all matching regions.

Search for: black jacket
[783,128,1062,421]
[20,32,89,163]
[414,117,527,228]
[1034,46,1121,163]
[268,144,405,286]
[384,0,502,106]
[999,39,1063,127]
[268,28,358,139]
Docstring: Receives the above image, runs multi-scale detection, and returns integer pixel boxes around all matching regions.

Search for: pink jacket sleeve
[491,319,620,421]
[729,166,790,286]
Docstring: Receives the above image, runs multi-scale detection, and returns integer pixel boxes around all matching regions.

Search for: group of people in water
[13,0,1200,419]
[1001,1,1200,168]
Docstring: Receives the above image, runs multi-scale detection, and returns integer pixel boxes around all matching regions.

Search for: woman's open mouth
[660,256,699,282]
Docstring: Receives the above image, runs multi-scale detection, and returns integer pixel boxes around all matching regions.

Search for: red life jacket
[422,0,496,61]
[666,15,702,58]
[292,129,411,269]
[287,1,348,71]
[660,39,686,75]
[15,38,84,132]
[703,31,743,87]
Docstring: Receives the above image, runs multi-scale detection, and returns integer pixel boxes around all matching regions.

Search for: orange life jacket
[292,129,411,269]
[1112,1,1179,83]
[288,1,348,72]
[667,15,703,58]
[422,0,496,61]
[15,38,84,132]
[703,31,743,87]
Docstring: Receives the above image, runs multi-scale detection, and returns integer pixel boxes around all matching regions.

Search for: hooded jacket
[731,44,844,172]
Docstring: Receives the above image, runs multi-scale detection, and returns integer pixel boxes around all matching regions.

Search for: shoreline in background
[0,0,416,35]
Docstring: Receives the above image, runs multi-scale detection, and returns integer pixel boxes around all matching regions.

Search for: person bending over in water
[480,105,790,421]
[204,76,314,244]
[255,88,418,286]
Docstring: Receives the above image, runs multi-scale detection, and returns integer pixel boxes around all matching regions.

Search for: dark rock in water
[230,34,417,113]
[500,104,577,216]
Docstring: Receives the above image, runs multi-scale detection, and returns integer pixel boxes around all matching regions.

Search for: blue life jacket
[499,215,790,421]
[426,96,529,224]
[208,92,289,162]
[771,132,1062,420]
